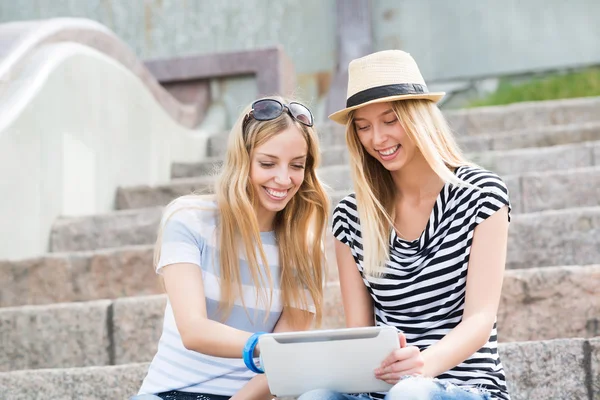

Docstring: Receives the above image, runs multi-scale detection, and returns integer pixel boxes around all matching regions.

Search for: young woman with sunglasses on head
[299,51,511,400]
[132,97,329,400]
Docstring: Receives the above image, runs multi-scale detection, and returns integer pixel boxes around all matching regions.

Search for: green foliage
[468,68,600,107]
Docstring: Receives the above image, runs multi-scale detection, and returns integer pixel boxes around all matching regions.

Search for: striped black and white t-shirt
[332,166,511,400]
[139,196,314,396]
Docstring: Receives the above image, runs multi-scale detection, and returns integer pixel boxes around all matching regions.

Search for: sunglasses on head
[242,99,314,134]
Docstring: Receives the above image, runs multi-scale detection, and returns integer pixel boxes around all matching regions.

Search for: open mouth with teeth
[263,187,289,201]
[377,144,401,160]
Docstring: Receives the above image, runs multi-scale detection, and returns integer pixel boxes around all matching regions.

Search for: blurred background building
[2,0,599,129]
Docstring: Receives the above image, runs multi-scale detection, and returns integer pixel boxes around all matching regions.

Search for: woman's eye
[384,119,397,125]
[292,164,305,170]
[356,125,369,131]
[259,162,274,168]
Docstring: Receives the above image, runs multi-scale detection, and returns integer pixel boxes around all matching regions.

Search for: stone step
[0,337,597,400]
[2,226,337,309]
[118,144,600,211]
[204,97,600,157]
[0,363,149,400]
[49,203,600,269]
[207,121,600,158]
[171,145,351,179]
[9,183,600,305]
[118,165,351,209]
[173,139,600,180]
[54,167,600,254]
[325,165,600,216]
[517,166,600,213]
[469,140,600,177]
[0,245,157,308]
[6,203,599,308]
[50,207,163,254]
[0,295,163,372]
[322,265,600,342]
[115,178,213,210]
[1,265,597,372]
[506,206,600,269]
[445,96,600,136]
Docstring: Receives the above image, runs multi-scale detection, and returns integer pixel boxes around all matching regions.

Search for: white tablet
[258,326,399,397]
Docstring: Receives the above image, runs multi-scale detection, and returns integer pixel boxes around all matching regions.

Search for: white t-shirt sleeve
[156,203,205,273]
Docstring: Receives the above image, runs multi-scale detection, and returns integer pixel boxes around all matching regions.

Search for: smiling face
[249,124,308,228]
[353,102,418,172]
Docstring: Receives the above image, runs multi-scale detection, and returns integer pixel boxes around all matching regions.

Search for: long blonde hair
[346,99,475,277]
[157,96,329,328]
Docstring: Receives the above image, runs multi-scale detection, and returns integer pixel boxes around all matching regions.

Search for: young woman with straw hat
[299,50,511,400]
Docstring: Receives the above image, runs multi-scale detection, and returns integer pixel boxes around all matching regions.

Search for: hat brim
[328,92,446,125]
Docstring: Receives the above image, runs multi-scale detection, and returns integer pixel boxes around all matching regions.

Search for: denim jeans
[296,391,370,400]
[297,377,491,400]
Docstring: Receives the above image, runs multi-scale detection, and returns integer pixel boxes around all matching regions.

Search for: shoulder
[455,165,509,198]
[161,195,219,232]
[332,193,358,219]
[455,165,511,222]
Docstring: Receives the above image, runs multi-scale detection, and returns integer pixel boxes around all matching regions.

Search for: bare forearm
[180,317,254,358]
[230,307,313,399]
[421,313,495,377]
[230,375,272,400]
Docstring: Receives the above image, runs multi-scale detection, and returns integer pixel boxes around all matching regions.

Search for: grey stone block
[594,141,600,166]
[589,337,600,400]
[173,146,349,179]
[207,132,229,158]
[113,295,167,364]
[49,197,600,268]
[0,300,111,371]
[503,175,522,214]
[469,141,595,177]
[116,177,213,209]
[453,97,600,135]
[0,255,72,308]
[323,266,599,342]
[120,165,355,211]
[521,166,600,213]
[49,207,163,253]
[211,99,600,156]
[207,120,600,161]
[501,338,588,400]
[507,207,600,269]
[318,165,353,192]
[67,245,159,301]
[458,135,494,153]
[0,363,149,400]
[171,157,223,179]
[544,97,600,128]
[499,265,600,342]
[490,122,600,151]
[317,123,346,148]
[320,146,349,167]
[0,245,158,308]
[445,113,468,137]
[321,282,345,330]
[205,122,342,154]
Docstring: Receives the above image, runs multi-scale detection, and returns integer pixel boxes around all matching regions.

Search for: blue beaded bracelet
[243,332,266,373]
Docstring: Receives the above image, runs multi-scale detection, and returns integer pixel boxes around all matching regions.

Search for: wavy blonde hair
[157,96,329,328]
[346,99,476,277]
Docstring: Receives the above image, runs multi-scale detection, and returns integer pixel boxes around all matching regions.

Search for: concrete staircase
[1,97,600,400]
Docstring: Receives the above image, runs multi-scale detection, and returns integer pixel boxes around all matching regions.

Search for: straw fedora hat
[328,50,445,125]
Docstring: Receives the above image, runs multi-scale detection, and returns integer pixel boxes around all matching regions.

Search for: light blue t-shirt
[139,196,311,396]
